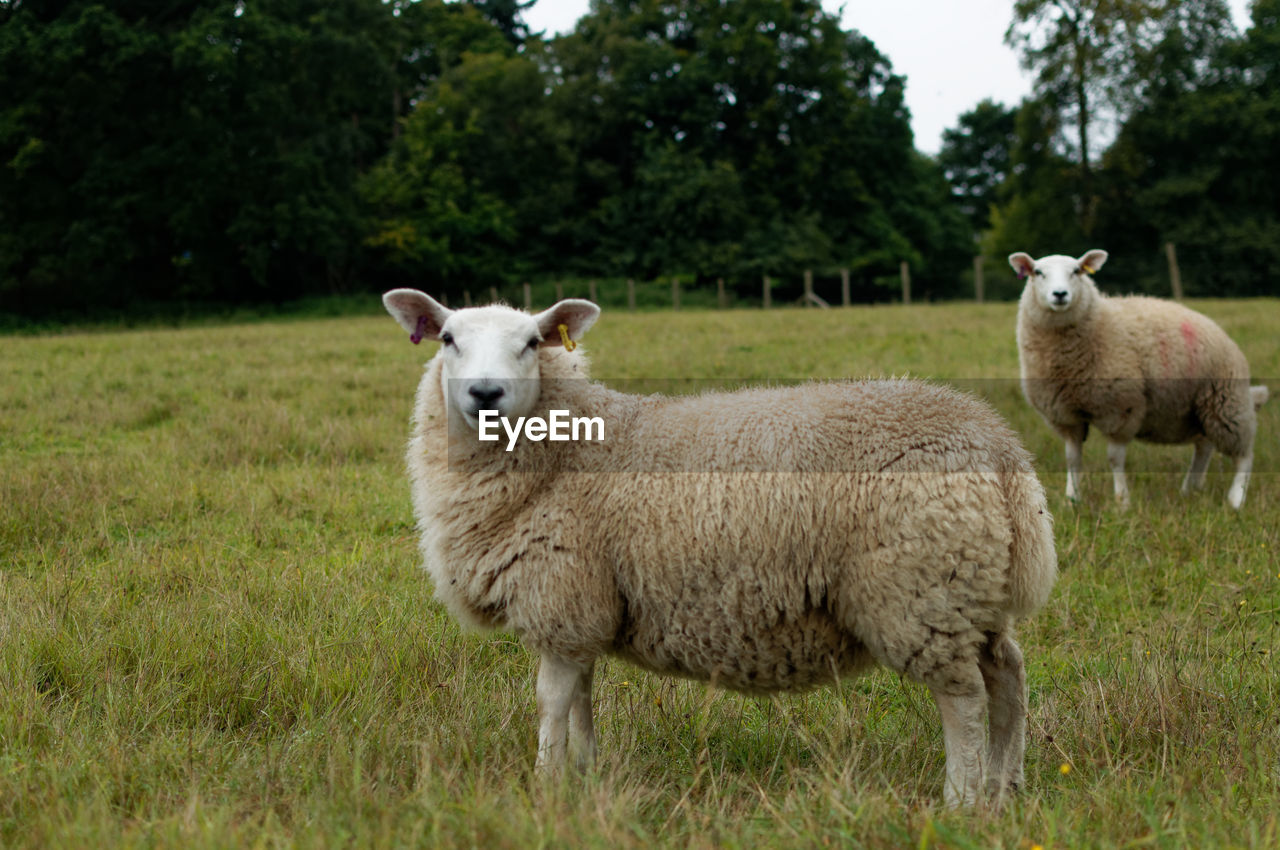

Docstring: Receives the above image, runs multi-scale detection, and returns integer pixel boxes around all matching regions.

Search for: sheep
[382,288,1058,808]
[1009,249,1269,509]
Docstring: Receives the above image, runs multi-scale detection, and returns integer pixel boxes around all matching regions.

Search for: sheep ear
[534,299,600,347]
[1078,249,1108,275]
[1008,253,1036,279]
[383,289,452,345]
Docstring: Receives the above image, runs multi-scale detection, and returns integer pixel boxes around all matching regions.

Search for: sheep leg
[567,661,597,771]
[1181,439,1213,493]
[1063,434,1084,501]
[535,654,589,778]
[978,635,1026,803]
[1106,439,1130,508]
[1227,452,1253,510]
[927,666,987,808]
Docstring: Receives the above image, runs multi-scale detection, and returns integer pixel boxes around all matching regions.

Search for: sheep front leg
[1063,434,1084,502]
[1106,439,1130,508]
[1181,439,1212,494]
[928,667,987,808]
[536,654,590,778]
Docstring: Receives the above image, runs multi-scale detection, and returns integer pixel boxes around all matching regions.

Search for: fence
[438,246,1189,311]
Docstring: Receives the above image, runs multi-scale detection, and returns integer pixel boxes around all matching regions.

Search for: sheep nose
[1052,290,1069,301]
[468,384,505,406]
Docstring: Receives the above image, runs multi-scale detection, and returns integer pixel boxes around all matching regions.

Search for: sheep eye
[1034,269,1044,277]
[441,332,455,347]
[526,336,540,351]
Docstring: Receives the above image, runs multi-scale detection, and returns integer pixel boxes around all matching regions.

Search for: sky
[523,0,1254,155]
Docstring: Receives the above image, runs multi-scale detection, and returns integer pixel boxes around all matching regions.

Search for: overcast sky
[523,0,1254,155]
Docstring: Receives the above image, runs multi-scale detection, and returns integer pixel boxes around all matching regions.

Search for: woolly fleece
[403,346,1057,694]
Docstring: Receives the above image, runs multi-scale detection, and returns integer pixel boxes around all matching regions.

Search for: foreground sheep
[383,289,1058,807]
[1010,249,1268,509]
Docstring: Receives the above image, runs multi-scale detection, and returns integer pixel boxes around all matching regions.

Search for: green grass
[1,300,1278,848]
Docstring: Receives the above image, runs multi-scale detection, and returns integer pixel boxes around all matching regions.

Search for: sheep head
[1009,250,1108,316]
[383,289,599,433]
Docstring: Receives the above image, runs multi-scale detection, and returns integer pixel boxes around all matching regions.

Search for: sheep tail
[1251,385,1269,410]
[1000,467,1058,619]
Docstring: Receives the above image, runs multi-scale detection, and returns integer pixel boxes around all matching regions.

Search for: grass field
[2,300,1278,848]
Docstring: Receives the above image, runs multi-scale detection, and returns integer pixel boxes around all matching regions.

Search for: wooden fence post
[763,274,772,309]
[671,277,680,310]
[523,282,532,310]
[900,261,911,305]
[440,293,449,308]
[1165,242,1184,300]
[717,277,726,309]
[588,279,598,303]
[802,268,829,308]
[840,267,850,307]
[973,255,985,303]
[463,290,473,307]
[627,278,636,311]
[555,281,564,302]
[489,286,499,304]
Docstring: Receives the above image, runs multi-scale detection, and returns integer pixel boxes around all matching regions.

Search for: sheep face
[1009,250,1108,315]
[383,289,599,431]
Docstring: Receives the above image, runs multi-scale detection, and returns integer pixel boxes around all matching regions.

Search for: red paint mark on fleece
[1180,320,1199,373]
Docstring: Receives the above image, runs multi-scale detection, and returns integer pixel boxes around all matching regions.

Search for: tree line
[2,0,1277,318]
[946,0,1280,299]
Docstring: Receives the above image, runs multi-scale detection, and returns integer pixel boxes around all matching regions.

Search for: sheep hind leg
[978,634,1026,805]
[927,664,988,808]
[1227,451,1253,510]
[1181,439,1212,494]
[536,654,591,778]
[568,661,597,771]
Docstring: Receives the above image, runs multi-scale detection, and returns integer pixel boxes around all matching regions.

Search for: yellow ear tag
[1081,264,1095,275]
[558,323,576,351]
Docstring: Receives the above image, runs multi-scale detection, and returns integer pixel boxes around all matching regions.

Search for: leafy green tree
[362,47,573,288]
[544,0,969,294]
[468,0,537,45]
[980,98,1086,299]
[938,99,1018,237]
[1005,0,1160,235]
[1095,0,1277,295]
[0,0,514,314]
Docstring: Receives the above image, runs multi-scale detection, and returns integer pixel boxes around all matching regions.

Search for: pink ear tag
[410,315,428,345]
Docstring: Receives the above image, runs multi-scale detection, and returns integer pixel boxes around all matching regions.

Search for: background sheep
[383,288,1058,807]
[1010,249,1269,509]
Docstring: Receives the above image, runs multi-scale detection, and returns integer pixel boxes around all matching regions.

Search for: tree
[468,0,538,45]
[979,98,1086,299]
[938,100,1018,237]
[543,0,969,292]
[0,0,513,314]
[1094,0,1276,295]
[1005,0,1159,235]
[362,48,573,287]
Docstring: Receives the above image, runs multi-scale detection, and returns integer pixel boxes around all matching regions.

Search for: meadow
[1,300,1277,848]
